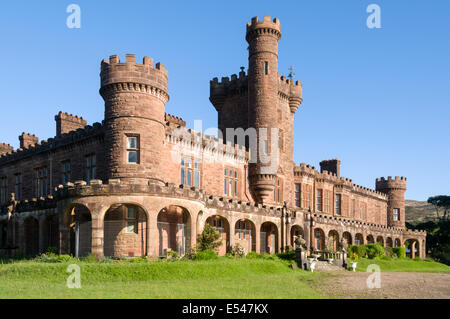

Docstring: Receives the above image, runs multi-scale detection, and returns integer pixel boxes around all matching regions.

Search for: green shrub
[349,244,367,258]
[384,246,394,257]
[393,247,406,258]
[45,247,58,255]
[276,250,296,262]
[365,244,385,259]
[246,251,262,259]
[193,249,218,261]
[197,224,223,252]
[164,250,180,261]
[128,256,148,263]
[35,254,73,263]
[380,255,392,260]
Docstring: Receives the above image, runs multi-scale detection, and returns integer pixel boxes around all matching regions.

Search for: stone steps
[312,260,345,272]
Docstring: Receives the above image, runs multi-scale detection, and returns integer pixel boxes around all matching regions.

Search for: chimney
[0,143,13,156]
[19,133,39,149]
[320,159,341,178]
[55,111,87,136]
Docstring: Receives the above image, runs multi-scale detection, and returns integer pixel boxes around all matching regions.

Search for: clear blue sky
[0,1,448,200]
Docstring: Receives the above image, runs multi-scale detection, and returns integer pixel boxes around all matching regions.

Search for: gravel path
[318,272,450,299]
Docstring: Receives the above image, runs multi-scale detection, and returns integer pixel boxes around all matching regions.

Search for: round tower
[100,54,169,184]
[375,176,407,228]
[246,15,282,204]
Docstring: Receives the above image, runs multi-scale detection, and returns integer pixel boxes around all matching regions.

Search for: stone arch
[313,228,325,251]
[157,205,192,257]
[366,234,375,244]
[205,215,230,256]
[394,238,401,247]
[355,233,364,245]
[376,236,384,246]
[328,230,339,252]
[260,221,279,254]
[103,203,149,258]
[342,231,352,245]
[404,238,420,259]
[24,216,39,256]
[42,214,59,253]
[235,218,256,253]
[290,224,304,247]
[386,237,393,247]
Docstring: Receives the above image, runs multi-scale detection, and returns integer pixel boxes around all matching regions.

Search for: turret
[0,143,13,156]
[19,133,39,149]
[376,176,407,228]
[55,111,87,136]
[100,54,169,185]
[320,159,341,178]
[246,15,282,204]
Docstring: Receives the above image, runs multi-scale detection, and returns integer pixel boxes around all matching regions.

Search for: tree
[428,196,444,220]
[197,224,223,252]
[438,196,450,220]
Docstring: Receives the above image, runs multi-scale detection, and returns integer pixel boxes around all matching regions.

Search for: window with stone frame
[0,177,7,204]
[126,135,140,164]
[85,154,96,183]
[294,183,300,207]
[393,208,400,221]
[335,194,342,215]
[126,206,137,233]
[14,174,22,201]
[236,220,248,240]
[316,189,323,212]
[61,160,71,185]
[323,190,331,213]
[274,177,282,203]
[181,156,200,188]
[34,167,48,198]
[224,167,238,198]
[301,184,312,209]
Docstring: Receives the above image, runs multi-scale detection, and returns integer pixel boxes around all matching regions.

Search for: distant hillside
[405,200,438,225]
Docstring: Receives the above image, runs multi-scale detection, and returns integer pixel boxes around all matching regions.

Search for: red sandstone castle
[0,16,425,260]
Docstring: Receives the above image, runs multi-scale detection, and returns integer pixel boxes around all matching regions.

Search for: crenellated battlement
[0,143,13,156]
[55,111,86,125]
[100,54,169,100]
[165,113,186,128]
[209,70,248,111]
[277,74,303,113]
[165,126,248,162]
[246,15,281,42]
[0,123,103,165]
[376,176,407,191]
[294,163,318,177]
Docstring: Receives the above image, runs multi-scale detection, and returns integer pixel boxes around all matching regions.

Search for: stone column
[229,220,235,250]
[285,223,292,251]
[149,211,159,257]
[38,215,46,254]
[255,224,261,253]
[411,241,416,259]
[91,213,104,258]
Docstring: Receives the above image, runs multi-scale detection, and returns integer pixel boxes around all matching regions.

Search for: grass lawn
[350,257,450,273]
[0,258,326,299]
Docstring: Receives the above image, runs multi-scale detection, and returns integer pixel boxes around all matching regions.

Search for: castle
[0,16,425,260]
